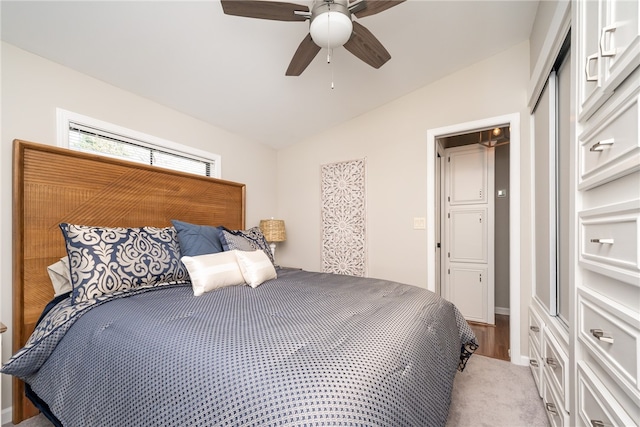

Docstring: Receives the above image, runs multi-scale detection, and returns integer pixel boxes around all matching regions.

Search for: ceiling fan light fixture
[310,10,353,48]
[220,0,405,76]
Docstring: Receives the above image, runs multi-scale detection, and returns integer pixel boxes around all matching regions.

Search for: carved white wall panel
[321,159,366,276]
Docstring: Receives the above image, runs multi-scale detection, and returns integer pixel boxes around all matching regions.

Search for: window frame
[56,108,221,179]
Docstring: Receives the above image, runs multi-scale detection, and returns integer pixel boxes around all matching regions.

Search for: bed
[3,140,477,426]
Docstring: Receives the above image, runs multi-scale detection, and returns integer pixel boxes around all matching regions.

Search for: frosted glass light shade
[310,11,353,48]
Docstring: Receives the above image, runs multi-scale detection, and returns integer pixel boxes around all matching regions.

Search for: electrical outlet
[413,217,426,229]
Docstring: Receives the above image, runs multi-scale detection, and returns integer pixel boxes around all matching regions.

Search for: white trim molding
[2,406,12,426]
[427,113,524,365]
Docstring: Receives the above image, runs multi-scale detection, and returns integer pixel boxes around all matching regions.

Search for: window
[57,109,221,178]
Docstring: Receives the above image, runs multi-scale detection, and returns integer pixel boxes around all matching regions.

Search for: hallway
[469,314,510,361]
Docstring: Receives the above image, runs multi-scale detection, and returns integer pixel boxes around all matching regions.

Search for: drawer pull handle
[530,325,540,333]
[585,53,599,82]
[589,139,614,152]
[545,357,557,369]
[590,328,614,344]
[545,402,558,416]
[529,359,539,368]
[600,24,617,57]
[590,238,614,245]
[591,420,611,427]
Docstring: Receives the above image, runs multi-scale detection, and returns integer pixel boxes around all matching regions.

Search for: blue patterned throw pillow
[171,219,223,256]
[60,224,189,303]
[219,226,275,266]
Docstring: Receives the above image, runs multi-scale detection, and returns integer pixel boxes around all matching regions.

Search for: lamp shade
[259,219,286,242]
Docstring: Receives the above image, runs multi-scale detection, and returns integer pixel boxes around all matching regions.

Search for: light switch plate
[413,217,426,229]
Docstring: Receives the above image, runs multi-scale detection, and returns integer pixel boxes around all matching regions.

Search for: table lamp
[259,219,286,258]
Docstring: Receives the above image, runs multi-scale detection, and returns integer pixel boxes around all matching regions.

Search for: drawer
[529,336,543,397]
[542,370,569,427]
[579,199,640,286]
[577,361,638,427]
[529,307,544,351]
[579,75,640,190]
[578,287,640,397]
[542,328,569,412]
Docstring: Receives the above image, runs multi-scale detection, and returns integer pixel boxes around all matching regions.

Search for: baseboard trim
[495,306,510,316]
[1,406,12,426]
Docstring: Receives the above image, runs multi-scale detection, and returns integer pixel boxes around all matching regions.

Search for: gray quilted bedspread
[3,268,477,427]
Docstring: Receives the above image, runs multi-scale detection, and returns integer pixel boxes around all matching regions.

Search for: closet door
[533,72,558,316]
[556,50,572,324]
[444,144,494,324]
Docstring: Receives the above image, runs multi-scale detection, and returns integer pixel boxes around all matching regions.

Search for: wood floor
[468,314,510,361]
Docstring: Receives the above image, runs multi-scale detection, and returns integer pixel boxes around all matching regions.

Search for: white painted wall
[0,42,278,417]
[276,41,533,359]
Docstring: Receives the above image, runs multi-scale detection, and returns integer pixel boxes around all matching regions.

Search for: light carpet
[5,355,549,427]
[446,354,549,427]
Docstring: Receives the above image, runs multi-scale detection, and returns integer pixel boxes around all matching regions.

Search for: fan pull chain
[331,53,335,89]
[324,48,335,89]
[325,5,335,89]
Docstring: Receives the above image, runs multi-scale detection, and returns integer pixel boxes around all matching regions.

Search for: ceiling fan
[220,0,406,76]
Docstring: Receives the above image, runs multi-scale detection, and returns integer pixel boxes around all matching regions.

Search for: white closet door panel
[533,72,557,314]
[603,0,640,93]
[449,265,487,323]
[449,208,488,263]
[577,0,606,119]
[449,148,487,205]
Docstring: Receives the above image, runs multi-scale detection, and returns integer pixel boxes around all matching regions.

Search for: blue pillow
[219,226,275,266]
[171,219,224,257]
[60,224,189,304]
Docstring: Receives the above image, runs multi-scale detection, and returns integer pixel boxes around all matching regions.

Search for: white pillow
[235,249,277,288]
[47,256,72,296]
[181,250,245,296]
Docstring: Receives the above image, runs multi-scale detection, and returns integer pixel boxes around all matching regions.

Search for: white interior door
[444,144,495,324]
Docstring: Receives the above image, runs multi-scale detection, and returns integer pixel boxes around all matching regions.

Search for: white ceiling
[1,0,539,149]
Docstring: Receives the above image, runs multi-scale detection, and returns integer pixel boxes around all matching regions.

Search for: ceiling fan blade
[286,33,321,76]
[343,21,391,69]
[220,0,309,21]
[352,0,406,18]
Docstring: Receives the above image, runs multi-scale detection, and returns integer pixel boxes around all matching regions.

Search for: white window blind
[58,109,220,178]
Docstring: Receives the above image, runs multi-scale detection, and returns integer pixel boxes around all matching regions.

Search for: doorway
[426,113,522,365]
[442,143,496,325]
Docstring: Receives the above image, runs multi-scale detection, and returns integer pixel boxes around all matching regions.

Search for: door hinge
[447,252,450,258]
[436,243,441,248]
[448,269,450,274]
[448,157,450,163]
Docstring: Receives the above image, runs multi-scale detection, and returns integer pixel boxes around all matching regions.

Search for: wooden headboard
[12,139,245,423]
